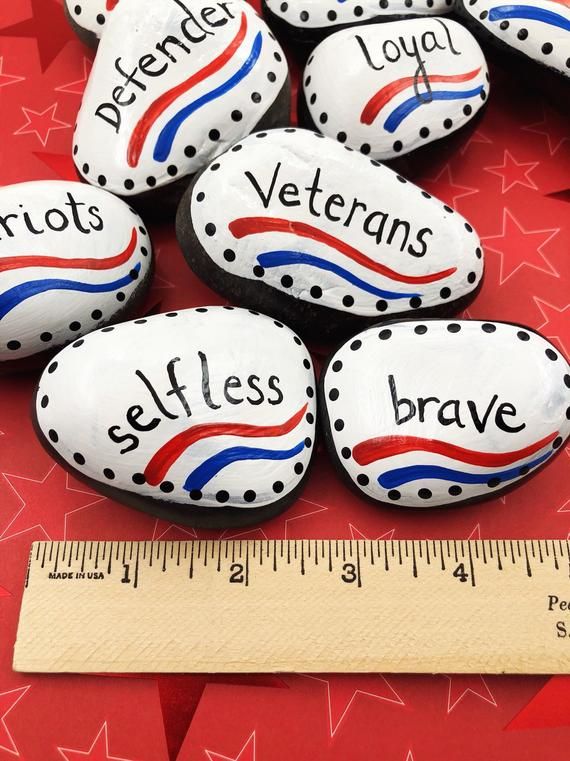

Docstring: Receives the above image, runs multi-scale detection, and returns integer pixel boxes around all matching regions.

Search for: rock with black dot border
[33,307,316,528]
[319,319,570,508]
[64,0,118,48]
[262,0,455,49]
[176,128,484,340]
[299,18,489,160]
[456,0,570,81]
[73,0,290,207]
[0,181,153,372]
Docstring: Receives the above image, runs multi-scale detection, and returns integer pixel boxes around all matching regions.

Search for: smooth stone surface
[300,18,489,160]
[457,0,570,78]
[177,128,484,339]
[263,0,455,46]
[320,319,570,508]
[74,0,290,199]
[0,181,152,365]
[34,307,316,527]
[64,0,117,47]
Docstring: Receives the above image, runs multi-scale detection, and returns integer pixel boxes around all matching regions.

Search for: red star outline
[205,730,256,761]
[0,685,30,757]
[523,107,570,156]
[300,673,405,737]
[484,150,539,193]
[348,524,396,541]
[0,465,106,542]
[0,56,25,90]
[482,208,559,284]
[444,674,498,713]
[417,164,479,209]
[459,128,493,155]
[14,102,70,147]
[57,721,135,761]
[533,297,570,357]
[55,57,92,96]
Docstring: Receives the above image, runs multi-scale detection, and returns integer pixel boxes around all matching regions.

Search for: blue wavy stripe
[0,263,141,320]
[489,5,570,30]
[378,450,553,489]
[154,32,263,163]
[257,251,420,300]
[184,441,305,492]
[384,86,484,133]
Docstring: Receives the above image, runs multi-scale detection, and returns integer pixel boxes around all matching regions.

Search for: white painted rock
[320,319,570,508]
[263,0,455,46]
[34,307,316,527]
[457,0,570,78]
[301,18,489,159]
[74,0,290,199]
[0,181,152,366]
[64,0,119,47]
[177,128,483,339]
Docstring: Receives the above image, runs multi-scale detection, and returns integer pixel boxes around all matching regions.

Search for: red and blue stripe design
[229,217,456,300]
[0,228,139,320]
[127,13,262,167]
[487,3,570,31]
[352,432,558,489]
[144,404,308,493]
[360,68,484,133]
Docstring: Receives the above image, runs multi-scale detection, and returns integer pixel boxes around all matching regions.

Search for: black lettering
[201,5,229,26]
[126,405,160,432]
[88,205,104,232]
[437,400,465,428]
[495,402,526,433]
[245,163,281,208]
[344,198,368,227]
[557,621,567,638]
[108,425,139,454]
[114,57,146,90]
[408,227,433,258]
[383,39,401,62]
[467,394,498,433]
[363,210,388,244]
[139,53,168,77]
[112,85,136,107]
[95,102,121,134]
[549,595,560,611]
[436,17,461,55]
[0,213,18,238]
[45,209,69,232]
[355,34,384,70]
[305,168,324,217]
[324,194,345,222]
[166,357,192,416]
[246,374,264,405]
[386,218,410,252]
[135,369,178,419]
[224,376,244,404]
[22,211,44,235]
[199,350,221,409]
[217,1,236,18]
[268,375,283,405]
[155,35,190,62]
[278,182,301,207]
[65,193,91,234]
[389,374,416,425]
[418,396,441,422]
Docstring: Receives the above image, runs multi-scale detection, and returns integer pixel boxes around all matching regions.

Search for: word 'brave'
[389,375,526,433]
[246,164,433,257]
[96,0,236,134]
[109,353,284,454]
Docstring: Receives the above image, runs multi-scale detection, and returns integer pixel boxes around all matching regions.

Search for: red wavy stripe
[0,227,137,273]
[352,432,558,467]
[144,403,308,486]
[106,0,119,10]
[127,12,248,168]
[361,68,482,125]
[229,217,456,284]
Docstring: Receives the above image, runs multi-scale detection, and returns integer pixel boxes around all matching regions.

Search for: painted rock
[320,319,570,508]
[263,0,455,48]
[64,0,119,48]
[456,0,570,79]
[33,307,316,528]
[176,128,484,340]
[300,18,489,160]
[0,181,152,368]
[73,0,290,202]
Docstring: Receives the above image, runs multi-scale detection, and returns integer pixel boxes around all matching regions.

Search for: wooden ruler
[12,539,570,674]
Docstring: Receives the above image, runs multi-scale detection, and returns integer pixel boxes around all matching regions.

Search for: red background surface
[1,1,570,759]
